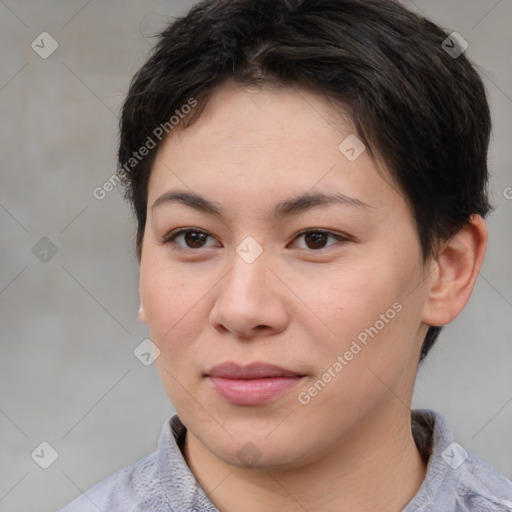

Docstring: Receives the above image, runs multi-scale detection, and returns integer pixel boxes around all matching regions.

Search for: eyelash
[161,228,349,253]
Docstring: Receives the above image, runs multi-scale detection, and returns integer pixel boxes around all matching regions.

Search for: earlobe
[139,303,148,324]
[421,215,487,327]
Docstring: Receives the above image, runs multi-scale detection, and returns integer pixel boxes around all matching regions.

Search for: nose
[208,248,289,339]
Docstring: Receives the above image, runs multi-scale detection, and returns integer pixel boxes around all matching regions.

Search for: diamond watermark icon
[236,236,263,264]
[338,134,365,162]
[31,32,59,59]
[134,338,160,366]
[441,442,468,469]
[236,442,263,467]
[442,32,468,59]
[31,441,59,469]
[32,237,58,263]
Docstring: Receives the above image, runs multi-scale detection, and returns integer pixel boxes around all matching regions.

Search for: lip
[206,362,305,406]
[207,362,303,379]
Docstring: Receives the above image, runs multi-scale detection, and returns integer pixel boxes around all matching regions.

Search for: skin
[138,81,487,512]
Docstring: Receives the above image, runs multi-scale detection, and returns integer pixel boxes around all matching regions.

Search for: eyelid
[290,228,350,251]
[293,228,349,241]
[161,227,220,248]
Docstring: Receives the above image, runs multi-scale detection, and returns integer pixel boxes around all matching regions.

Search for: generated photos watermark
[298,301,403,405]
[93,97,198,200]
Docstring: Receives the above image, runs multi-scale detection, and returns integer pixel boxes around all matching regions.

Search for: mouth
[205,362,306,406]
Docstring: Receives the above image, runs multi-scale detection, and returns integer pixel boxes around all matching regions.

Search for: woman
[61,0,512,510]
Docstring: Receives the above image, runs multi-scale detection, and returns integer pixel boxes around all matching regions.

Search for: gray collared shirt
[60,409,512,511]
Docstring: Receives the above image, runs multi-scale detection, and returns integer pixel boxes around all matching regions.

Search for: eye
[162,228,348,252]
[162,228,219,250]
[290,229,348,251]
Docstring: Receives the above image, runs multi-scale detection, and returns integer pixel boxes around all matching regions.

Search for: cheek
[140,258,209,351]
[314,263,400,331]
[314,255,423,362]
[141,264,209,406]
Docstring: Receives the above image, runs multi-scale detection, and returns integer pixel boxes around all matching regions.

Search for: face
[139,82,430,470]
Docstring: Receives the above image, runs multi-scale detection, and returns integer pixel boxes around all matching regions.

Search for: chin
[203,419,315,470]
[217,439,309,471]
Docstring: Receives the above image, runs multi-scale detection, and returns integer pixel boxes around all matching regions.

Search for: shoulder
[450,449,512,511]
[58,451,169,512]
[58,414,217,512]
[406,409,512,512]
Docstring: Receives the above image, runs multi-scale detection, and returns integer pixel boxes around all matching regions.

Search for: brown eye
[304,231,329,249]
[182,231,208,248]
[292,230,348,251]
[163,229,218,250]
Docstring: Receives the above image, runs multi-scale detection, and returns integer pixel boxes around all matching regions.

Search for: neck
[182,405,428,512]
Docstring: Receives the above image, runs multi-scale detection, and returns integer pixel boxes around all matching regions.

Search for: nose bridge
[224,242,269,304]
[210,241,288,336]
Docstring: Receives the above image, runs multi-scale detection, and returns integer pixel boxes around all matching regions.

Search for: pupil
[306,232,327,249]
[186,232,206,248]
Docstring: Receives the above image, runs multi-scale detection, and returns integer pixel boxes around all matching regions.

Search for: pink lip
[206,362,305,405]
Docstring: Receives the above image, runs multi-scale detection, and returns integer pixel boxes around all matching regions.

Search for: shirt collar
[157,415,219,511]
[404,409,454,509]
[156,409,456,511]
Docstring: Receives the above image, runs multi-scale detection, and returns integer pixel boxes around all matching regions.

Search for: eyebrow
[151,190,371,219]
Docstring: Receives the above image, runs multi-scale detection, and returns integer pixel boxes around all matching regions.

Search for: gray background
[0,1,511,511]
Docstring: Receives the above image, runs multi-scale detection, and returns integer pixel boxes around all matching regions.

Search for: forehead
[147,82,400,215]
[173,82,356,155]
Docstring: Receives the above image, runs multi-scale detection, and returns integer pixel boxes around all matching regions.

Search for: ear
[139,289,148,324]
[421,215,488,327]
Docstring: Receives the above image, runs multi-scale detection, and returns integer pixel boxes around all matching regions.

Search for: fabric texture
[59,409,512,512]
